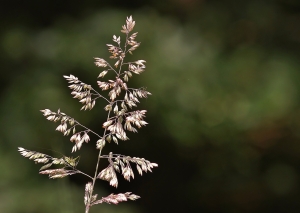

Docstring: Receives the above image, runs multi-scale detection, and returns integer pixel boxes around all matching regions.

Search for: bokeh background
[1,0,300,212]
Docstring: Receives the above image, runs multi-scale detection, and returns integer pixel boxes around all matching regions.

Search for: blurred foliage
[1,0,300,212]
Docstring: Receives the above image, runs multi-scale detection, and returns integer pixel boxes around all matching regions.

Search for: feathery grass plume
[18,16,157,213]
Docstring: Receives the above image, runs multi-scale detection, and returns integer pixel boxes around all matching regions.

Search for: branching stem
[75,122,102,139]
[18,16,157,213]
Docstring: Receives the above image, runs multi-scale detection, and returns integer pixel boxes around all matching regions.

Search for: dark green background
[1,0,300,212]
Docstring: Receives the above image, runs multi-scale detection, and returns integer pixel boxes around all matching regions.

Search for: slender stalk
[85,110,111,213]
[75,122,102,139]
[85,148,102,213]
[76,170,93,179]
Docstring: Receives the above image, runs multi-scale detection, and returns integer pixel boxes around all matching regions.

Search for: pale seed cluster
[64,75,105,111]
[18,147,80,178]
[85,182,139,206]
[97,152,158,187]
[41,108,93,152]
[39,168,78,179]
